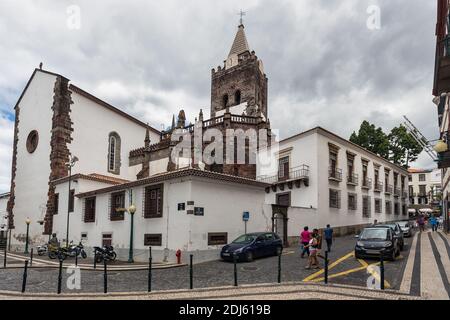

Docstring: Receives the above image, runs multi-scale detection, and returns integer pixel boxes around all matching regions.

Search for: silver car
[397,221,412,238]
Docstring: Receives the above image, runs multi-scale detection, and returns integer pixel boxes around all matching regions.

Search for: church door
[271,205,288,247]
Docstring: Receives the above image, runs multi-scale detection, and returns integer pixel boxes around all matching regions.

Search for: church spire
[228,24,250,57]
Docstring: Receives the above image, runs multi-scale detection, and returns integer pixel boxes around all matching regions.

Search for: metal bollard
[30,248,33,267]
[189,254,193,289]
[3,244,6,268]
[277,250,281,283]
[324,251,329,284]
[103,259,108,294]
[380,251,385,290]
[57,259,63,294]
[75,251,78,267]
[148,247,152,292]
[21,260,29,293]
[233,253,238,287]
[93,251,97,269]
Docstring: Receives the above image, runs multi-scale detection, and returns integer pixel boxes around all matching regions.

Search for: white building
[258,127,410,244]
[408,168,442,209]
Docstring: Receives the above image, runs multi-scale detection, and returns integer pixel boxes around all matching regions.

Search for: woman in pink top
[300,226,311,258]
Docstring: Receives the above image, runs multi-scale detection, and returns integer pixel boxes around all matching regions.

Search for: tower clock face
[26,130,39,153]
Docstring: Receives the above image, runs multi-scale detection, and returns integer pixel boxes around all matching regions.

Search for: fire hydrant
[176,249,181,264]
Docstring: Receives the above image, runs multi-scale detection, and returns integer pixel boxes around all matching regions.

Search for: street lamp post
[65,155,78,248]
[24,218,31,254]
[128,204,136,263]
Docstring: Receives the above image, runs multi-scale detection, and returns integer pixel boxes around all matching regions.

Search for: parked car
[355,226,399,261]
[220,232,283,262]
[377,223,405,250]
[397,221,412,238]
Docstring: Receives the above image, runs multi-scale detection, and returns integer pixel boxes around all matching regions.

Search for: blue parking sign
[243,211,250,221]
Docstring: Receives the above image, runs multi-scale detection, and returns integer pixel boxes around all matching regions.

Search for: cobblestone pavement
[0,234,411,294]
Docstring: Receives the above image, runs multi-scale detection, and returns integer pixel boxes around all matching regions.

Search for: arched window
[234,90,241,105]
[222,94,228,108]
[108,132,121,174]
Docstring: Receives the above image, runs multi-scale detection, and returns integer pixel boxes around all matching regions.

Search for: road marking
[303,251,354,282]
[399,232,418,294]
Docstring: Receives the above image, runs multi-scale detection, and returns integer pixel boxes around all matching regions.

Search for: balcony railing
[362,177,372,190]
[394,187,400,197]
[418,192,427,197]
[385,184,393,194]
[402,191,408,199]
[347,173,358,185]
[329,167,342,181]
[374,181,383,192]
[256,165,309,184]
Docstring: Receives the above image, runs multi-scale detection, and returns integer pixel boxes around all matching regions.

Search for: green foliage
[349,121,389,159]
[350,121,423,169]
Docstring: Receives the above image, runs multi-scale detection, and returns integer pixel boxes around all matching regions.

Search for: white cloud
[0,0,441,192]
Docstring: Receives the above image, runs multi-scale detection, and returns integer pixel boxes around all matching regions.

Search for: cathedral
[2,22,410,263]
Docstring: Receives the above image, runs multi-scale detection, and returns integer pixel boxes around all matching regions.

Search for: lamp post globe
[434,140,448,153]
[24,218,31,254]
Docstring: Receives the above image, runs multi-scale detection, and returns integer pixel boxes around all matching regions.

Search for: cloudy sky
[0,0,439,192]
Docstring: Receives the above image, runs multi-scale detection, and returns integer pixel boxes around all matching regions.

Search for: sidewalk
[0,282,420,300]
[0,251,186,270]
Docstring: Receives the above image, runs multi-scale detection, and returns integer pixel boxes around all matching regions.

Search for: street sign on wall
[243,211,250,221]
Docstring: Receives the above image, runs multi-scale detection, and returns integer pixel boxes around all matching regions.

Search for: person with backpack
[324,225,334,252]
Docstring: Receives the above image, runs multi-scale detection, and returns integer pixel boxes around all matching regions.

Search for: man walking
[430,215,437,232]
[324,224,333,252]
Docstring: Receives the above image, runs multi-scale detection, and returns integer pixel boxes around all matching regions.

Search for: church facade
[3,23,409,263]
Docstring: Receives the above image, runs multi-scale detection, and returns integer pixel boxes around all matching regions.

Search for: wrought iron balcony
[385,184,393,194]
[329,167,342,182]
[374,181,383,192]
[257,165,309,184]
[347,173,358,185]
[394,187,400,197]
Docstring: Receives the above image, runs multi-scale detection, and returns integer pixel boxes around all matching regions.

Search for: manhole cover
[241,266,259,271]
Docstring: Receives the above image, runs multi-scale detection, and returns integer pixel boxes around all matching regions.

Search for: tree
[349,121,389,158]
[388,125,423,168]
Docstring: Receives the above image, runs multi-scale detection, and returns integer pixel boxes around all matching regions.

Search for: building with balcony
[257,127,409,244]
[408,168,442,214]
[432,0,450,232]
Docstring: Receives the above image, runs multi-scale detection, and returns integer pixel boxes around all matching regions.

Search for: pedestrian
[417,215,425,232]
[324,224,333,252]
[305,235,319,269]
[300,226,311,258]
[430,215,437,232]
[372,219,378,226]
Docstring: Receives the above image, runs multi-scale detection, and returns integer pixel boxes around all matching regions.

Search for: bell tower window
[235,90,241,105]
[222,94,228,108]
[108,132,121,174]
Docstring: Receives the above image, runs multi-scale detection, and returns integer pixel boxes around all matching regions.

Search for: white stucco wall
[69,90,160,180]
[11,71,57,248]
[52,176,268,263]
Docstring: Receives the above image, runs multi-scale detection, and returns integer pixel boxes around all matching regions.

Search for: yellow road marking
[303,251,354,282]
[304,251,393,287]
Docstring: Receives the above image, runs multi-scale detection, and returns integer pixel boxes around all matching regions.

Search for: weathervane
[238,10,246,26]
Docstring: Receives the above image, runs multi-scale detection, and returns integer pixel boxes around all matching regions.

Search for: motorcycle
[48,241,87,260]
[93,245,117,263]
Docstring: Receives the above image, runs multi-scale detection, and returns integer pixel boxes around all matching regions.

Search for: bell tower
[210,23,268,119]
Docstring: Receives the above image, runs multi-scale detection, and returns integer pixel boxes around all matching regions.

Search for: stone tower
[211,24,268,119]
